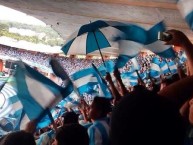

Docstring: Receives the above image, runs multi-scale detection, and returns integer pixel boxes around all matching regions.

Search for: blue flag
[14,61,74,129]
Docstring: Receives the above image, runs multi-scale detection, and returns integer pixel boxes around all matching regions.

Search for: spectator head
[110,88,185,145]
[171,73,180,82]
[53,124,89,145]
[62,111,78,125]
[0,131,36,145]
[89,97,111,120]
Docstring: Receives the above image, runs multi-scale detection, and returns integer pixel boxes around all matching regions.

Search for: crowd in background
[0,45,103,74]
[0,44,184,76]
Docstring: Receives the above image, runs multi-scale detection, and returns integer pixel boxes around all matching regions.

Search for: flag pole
[89,21,106,68]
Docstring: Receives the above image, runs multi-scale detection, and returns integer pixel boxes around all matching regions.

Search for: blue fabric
[98,60,115,74]
[145,21,176,58]
[149,57,161,78]
[86,31,111,54]
[115,21,176,60]
[186,10,193,30]
[71,67,98,95]
[113,25,147,44]
[145,21,166,44]
[160,60,171,74]
[61,38,75,55]
[62,20,146,56]
[115,55,133,68]
[78,20,109,35]
[156,48,176,58]
[88,118,110,145]
[121,71,138,86]
[167,60,177,74]
[36,130,55,145]
[62,20,112,55]
[82,122,93,129]
[14,62,73,129]
[71,68,94,80]
[92,64,112,98]
[77,82,98,95]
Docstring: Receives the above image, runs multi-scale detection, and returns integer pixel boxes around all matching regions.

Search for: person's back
[110,88,186,145]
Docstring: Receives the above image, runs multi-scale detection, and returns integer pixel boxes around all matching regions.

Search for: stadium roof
[0,0,192,56]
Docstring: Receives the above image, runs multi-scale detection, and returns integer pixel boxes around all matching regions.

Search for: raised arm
[165,30,193,75]
[105,72,122,105]
[158,29,193,123]
[158,75,193,108]
[113,68,129,96]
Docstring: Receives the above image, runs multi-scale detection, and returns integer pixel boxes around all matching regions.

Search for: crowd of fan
[0,45,103,75]
[1,30,193,145]
[0,44,175,76]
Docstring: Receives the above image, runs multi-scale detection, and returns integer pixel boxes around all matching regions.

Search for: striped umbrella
[61,20,147,64]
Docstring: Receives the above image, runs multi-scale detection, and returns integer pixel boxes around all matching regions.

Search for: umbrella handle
[92,31,106,68]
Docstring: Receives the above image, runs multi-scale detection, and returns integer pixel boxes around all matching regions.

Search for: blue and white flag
[62,91,81,108]
[115,40,143,68]
[149,57,162,79]
[0,81,19,119]
[130,57,140,71]
[178,51,187,65]
[98,60,115,75]
[166,60,178,74]
[160,59,170,74]
[92,64,112,98]
[0,77,28,131]
[114,21,176,68]
[145,21,176,58]
[36,130,55,145]
[121,71,138,86]
[71,67,98,95]
[178,0,193,30]
[14,61,74,129]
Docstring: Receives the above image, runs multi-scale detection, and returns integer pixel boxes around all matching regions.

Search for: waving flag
[160,59,170,74]
[98,60,115,75]
[92,64,112,98]
[14,61,74,129]
[166,60,178,74]
[0,80,19,118]
[178,51,187,65]
[0,77,29,131]
[121,71,138,86]
[71,67,98,95]
[49,58,80,108]
[115,40,143,68]
[145,21,176,58]
[149,57,162,79]
[114,21,176,68]
[131,57,140,71]
[178,0,193,30]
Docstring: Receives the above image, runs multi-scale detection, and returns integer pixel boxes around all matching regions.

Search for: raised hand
[164,29,190,47]
[25,120,37,134]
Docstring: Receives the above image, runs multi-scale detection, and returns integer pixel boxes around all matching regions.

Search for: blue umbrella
[61,20,147,64]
